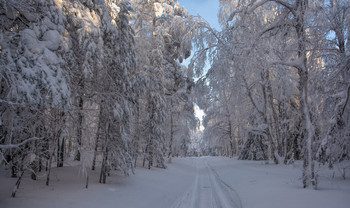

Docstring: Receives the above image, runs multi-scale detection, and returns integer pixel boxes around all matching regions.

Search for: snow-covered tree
[0,0,71,196]
[317,0,350,176]
[91,0,137,182]
[130,0,196,168]
[0,0,141,190]
[207,0,349,188]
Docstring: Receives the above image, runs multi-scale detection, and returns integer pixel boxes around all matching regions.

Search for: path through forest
[171,158,241,208]
[1,157,349,208]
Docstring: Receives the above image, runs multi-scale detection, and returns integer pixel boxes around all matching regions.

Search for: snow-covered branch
[0,137,43,149]
[271,56,305,71]
[228,0,296,22]
[228,0,269,22]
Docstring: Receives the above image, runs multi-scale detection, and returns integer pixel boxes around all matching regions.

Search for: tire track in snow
[171,158,242,208]
[207,161,242,208]
[170,158,200,208]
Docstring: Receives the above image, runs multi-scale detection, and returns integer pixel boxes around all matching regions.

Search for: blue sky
[177,0,220,68]
[177,1,217,121]
[178,0,220,30]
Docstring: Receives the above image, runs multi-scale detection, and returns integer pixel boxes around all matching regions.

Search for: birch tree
[317,0,350,177]
[216,0,328,187]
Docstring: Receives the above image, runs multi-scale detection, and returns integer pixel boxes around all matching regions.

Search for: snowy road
[171,158,242,208]
[1,157,350,208]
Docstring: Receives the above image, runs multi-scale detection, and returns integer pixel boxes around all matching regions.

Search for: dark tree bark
[46,148,55,186]
[57,137,64,167]
[99,122,110,184]
[99,146,108,184]
[74,95,84,161]
[92,108,104,171]
[167,110,174,163]
[11,170,24,198]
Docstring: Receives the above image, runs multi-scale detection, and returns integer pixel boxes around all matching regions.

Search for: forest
[0,0,349,198]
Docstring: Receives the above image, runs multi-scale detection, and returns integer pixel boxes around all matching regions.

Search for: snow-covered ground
[1,157,349,208]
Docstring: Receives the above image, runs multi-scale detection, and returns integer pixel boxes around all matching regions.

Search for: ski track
[171,158,242,208]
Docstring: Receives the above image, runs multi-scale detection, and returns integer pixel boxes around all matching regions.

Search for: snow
[53,0,64,8]
[111,3,120,13]
[42,30,61,51]
[154,3,164,17]
[43,48,60,65]
[1,157,349,208]
[22,29,43,55]
[3,1,17,20]
[17,7,38,22]
[208,157,350,208]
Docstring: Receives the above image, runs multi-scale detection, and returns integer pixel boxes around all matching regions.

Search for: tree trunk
[91,138,98,171]
[30,162,38,180]
[99,146,108,184]
[168,111,174,163]
[99,123,109,184]
[38,157,42,172]
[46,148,55,186]
[75,95,83,161]
[235,125,241,154]
[146,134,153,169]
[228,118,235,158]
[11,155,17,178]
[295,0,316,189]
[300,71,316,188]
[57,137,64,167]
[92,109,103,171]
[11,170,24,198]
[264,68,282,156]
[142,156,146,168]
[244,76,278,163]
[85,175,89,189]
[132,105,141,168]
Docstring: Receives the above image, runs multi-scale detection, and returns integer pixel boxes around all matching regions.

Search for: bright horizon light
[194,104,205,131]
